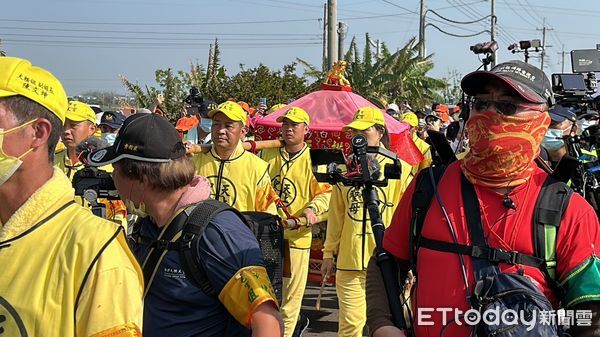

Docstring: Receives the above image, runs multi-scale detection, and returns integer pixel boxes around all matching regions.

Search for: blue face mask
[541,128,565,151]
[200,119,213,133]
[101,132,117,146]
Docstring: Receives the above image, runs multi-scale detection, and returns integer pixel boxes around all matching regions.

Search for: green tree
[219,63,307,106]
[297,35,446,110]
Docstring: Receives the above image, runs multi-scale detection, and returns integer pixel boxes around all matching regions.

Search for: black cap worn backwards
[87,113,186,166]
[461,60,554,106]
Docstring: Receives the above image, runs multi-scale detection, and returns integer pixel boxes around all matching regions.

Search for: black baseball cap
[461,60,553,105]
[87,113,186,166]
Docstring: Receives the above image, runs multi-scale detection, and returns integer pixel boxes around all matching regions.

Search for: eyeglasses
[471,98,544,115]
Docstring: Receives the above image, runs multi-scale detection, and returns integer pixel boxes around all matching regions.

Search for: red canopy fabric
[257,88,405,132]
[255,88,424,166]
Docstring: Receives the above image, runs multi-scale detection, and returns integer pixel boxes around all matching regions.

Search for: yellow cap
[0,57,68,123]
[66,101,96,124]
[276,107,310,124]
[401,112,418,127]
[343,107,385,130]
[268,103,287,114]
[208,101,247,125]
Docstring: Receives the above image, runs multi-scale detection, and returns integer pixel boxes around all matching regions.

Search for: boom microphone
[76,136,109,165]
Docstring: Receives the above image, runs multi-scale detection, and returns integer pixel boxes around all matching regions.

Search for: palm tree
[297,35,445,110]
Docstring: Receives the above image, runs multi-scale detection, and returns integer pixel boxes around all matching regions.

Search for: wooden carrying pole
[186,139,284,155]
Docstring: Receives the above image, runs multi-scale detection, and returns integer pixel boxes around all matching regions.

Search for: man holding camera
[56,101,127,225]
[0,57,143,337]
[87,113,282,337]
[366,60,600,337]
[192,101,278,213]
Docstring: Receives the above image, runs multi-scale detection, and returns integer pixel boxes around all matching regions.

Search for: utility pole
[537,17,553,71]
[337,21,348,61]
[419,0,426,58]
[490,0,497,66]
[557,44,568,73]
[327,0,338,70]
[322,4,328,71]
[368,38,381,60]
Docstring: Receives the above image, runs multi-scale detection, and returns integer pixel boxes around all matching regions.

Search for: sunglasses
[471,98,544,116]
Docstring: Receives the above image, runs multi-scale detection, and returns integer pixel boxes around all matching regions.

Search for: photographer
[87,113,282,337]
[321,107,411,337]
[368,60,600,337]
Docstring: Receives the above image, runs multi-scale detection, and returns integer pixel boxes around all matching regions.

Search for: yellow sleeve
[255,168,279,214]
[75,233,144,337]
[218,266,279,327]
[307,178,332,215]
[322,184,346,259]
[417,147,432,173]
[399,159,414,194]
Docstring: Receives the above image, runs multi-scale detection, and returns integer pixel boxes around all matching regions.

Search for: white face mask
[576,119,595,135]
[0,120,36,186]
[101,132,117,146]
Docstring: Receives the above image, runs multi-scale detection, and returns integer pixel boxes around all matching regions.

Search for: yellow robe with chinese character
[192,141,278,213]
[261,145,332,248]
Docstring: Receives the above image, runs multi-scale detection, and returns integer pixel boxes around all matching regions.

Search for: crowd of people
[0,55,598,337]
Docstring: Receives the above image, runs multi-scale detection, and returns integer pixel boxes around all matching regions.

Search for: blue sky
[2,0,598,96]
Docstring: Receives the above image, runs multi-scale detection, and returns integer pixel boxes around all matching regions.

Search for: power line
[425,23,490,38]
[427,9,491,25]
[0,33,320,42]
[5,41,321,50]
[3,39,321,47]
[445,0,514,47]
[0,26,319,37]
[380,0,490,34]
[0,17,320,26]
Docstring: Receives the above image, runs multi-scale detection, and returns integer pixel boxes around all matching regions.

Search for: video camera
[184,86,203,106]
[72,137,119,218]
[470,41,498,55]
[309,135,401,187]
[469,41,497,70]
[552,48,600,105]
[310,134,408,330]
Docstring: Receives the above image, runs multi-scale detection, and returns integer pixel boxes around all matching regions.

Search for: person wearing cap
[321,106,411,337]
[424,111,443,132]
[401,111,432,176]
[0,56,143,336]
[367,61,600,337]
[55,101,98,178]
[99,111,126,146]
[55,102,127,225]
[87,113,282,337]
[540,105,578,170]
[192,101,278,213]
[260,107,332,337]
[386,103,401,120]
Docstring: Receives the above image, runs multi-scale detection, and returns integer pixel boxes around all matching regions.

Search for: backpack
[409,166,573,336]
[132,199,284,304]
